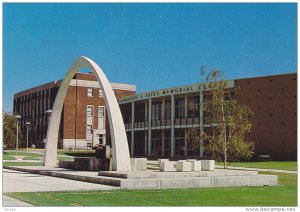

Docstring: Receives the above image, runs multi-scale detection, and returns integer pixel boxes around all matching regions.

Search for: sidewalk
[3,160,42,162]
[215,165,297,174]
[3,195,32,207]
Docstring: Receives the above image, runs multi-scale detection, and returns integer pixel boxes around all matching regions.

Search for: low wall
[59,157,112,171]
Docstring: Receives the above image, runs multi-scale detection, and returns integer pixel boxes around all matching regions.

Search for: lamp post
[14,115,22,157]
[26,122,31,153]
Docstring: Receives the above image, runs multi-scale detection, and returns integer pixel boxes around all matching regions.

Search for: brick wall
[63,80,136,141]
[235,73,297,160]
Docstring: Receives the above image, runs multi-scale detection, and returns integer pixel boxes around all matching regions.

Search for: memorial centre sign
[118,80,234,104]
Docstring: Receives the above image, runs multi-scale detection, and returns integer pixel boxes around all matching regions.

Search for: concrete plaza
[3,168,117,207]
[3,165,277,190]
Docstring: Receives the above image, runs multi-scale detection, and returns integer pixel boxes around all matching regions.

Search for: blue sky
[3,3,297,112]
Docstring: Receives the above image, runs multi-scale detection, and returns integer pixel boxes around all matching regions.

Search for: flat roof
[118,72,297,104]
[14,78,136,98]
[118,80,235,104]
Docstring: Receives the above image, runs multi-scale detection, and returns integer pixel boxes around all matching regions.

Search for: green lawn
[216,161,297,171]
[57,149,95,154]
[3,151,43,160]
[3,150,73,161]
[3,161,43,166]
[3,154,15,160]
[5,172,297,206]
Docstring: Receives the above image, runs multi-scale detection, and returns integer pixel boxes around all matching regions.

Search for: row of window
[86,105,105,117]
[87,88,103,97]
[87,87,117,97]
[86,105,105,139]
[124,96,201,123]
[129,129,201,156]
[19,89,51,101]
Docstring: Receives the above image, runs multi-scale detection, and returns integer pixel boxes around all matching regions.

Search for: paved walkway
[3,160,42,162]
[3,195,33,207]
[3,168,118,206]
[215,165,297,174]
[3,169,118,193]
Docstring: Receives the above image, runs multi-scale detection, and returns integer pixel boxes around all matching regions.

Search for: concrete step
[4,166,121,187]
[119,174,278,189]
[4,166,277,190]
[49,171,121,186]
[147,166,159,170]
[98,169,259,179]
[98,171,128,178]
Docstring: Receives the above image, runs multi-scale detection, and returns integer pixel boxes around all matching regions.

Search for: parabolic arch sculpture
[43,56,132,171]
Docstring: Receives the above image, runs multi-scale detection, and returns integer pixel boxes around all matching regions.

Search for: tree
[3,112,23,149]
[187,69,254,169]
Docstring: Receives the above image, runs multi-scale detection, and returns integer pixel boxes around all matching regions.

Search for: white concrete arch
[43,56,131,171]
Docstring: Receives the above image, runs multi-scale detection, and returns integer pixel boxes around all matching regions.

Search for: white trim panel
[62,139,88,149]
[69,79,136,91]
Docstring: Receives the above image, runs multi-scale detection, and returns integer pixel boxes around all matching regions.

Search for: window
[86,125,92,134]
[135,103,146,122]
[165,101,171,119]
[175,98,185,118]
[87,88,93,97]
[151,102,162,120]
[98,106,104,117]
[99,89,103,97]
[87,105,93,117]
[188,96,200,118]
[174,129,185,156]
[98,106,105,129]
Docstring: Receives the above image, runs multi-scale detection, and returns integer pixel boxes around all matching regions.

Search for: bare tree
[186,69,254,169]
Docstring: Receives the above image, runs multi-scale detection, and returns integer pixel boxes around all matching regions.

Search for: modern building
[119,73,297,161]
[13,72,297,161]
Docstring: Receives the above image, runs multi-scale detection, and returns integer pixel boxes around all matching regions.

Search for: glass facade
[174,129,185,156]
[122,93,203,158]
[151,101,162,120]
[175,98,185,119]
[151,130,162,155]
[188,96,200,118]
[133,131,146,156]
[165,100,171,120]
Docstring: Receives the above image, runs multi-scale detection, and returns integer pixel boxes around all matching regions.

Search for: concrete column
[161,98,165,121]
[144,131,147,156]
[184,96,188,156]
[144,102,148,156]
[131,101,135,156]
[184,128,187,156]
[171,94,175,157]
[184,95,188,118]
[162,129,165,156]
[199,92,204,157]
[145,101,148,122]
[148,98,152,156]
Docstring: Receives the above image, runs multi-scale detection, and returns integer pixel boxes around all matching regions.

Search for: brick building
[13,73,136,149]
[13,72,297,160]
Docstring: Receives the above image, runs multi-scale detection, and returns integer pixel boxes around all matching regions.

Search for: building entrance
[95,134,105,145]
